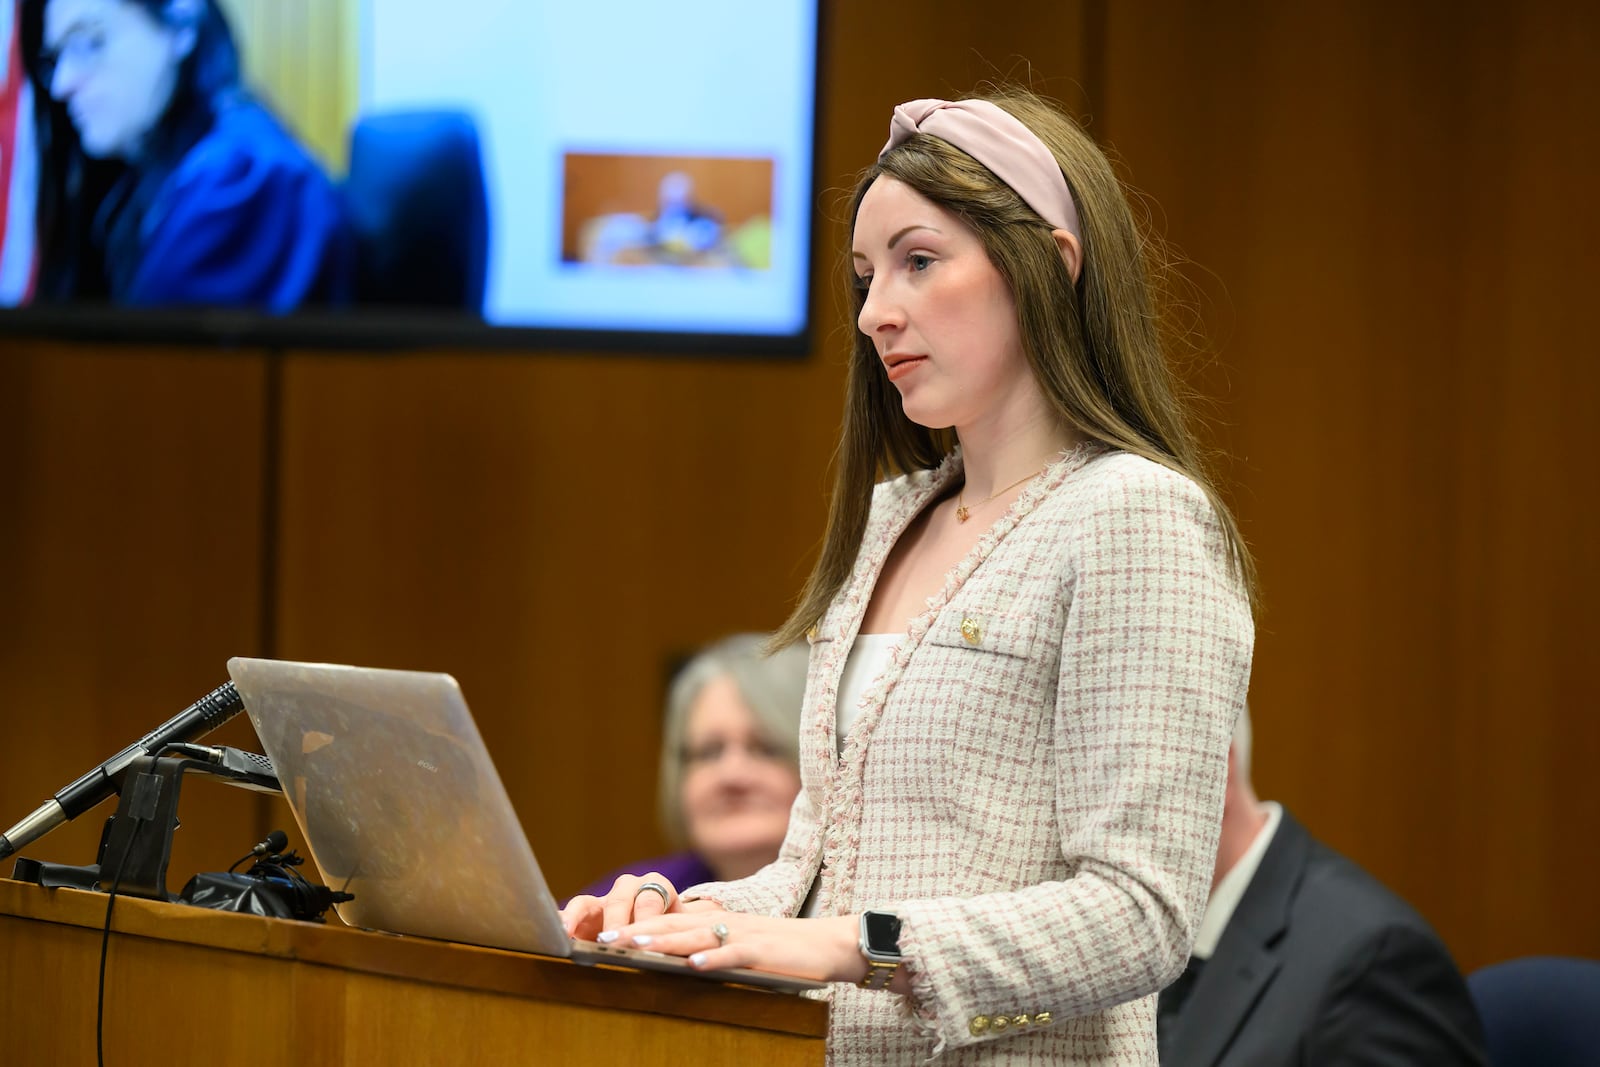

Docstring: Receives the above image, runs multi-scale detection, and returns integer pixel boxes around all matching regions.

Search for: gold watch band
[859,960,900,990]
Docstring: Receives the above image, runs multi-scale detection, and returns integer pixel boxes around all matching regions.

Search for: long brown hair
[772,88,1256,648]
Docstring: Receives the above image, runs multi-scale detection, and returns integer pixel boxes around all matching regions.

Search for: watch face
[863,910,902,955]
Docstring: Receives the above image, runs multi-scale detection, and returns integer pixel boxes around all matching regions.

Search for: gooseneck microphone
[0,682,246,861]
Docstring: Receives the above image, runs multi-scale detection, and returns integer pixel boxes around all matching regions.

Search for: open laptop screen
[228,657,570,956]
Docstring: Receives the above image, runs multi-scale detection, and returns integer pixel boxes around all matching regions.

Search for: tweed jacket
[687,446,1255,1065]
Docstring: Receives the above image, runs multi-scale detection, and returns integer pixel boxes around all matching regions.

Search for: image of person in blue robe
[21,0,349,311]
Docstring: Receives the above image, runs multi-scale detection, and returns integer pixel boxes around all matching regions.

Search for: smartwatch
[858,910,903,990]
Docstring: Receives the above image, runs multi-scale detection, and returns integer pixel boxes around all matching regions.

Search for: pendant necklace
[954,465,1050,524]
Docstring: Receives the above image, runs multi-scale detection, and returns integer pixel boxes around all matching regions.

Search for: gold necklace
[955,465,1049,523]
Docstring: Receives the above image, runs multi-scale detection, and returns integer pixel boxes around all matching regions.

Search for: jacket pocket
[923,612,1057,853]
[923,608,1040,660]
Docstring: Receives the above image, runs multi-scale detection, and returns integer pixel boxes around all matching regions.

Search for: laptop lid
[228,656,571,956]
[226,657,824,993]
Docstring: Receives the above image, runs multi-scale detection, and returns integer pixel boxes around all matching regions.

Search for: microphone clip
[10,752,281,902]
[157,743,280,793]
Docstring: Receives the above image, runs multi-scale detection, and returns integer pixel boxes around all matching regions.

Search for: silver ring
[711,921,730,946]
[634,881,670,909]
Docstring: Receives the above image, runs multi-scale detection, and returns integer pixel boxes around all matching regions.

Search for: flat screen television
[0,0,822,353]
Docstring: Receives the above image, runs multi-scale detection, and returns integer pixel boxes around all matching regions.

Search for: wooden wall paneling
[267,0,1095,897]
[0,344,273,888]
[275,348,870,895]
[269,352,851,896]
[1442,1,1600,967]
[1096,0,1599,969]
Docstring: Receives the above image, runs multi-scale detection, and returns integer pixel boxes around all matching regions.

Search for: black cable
[96,818,140,1067]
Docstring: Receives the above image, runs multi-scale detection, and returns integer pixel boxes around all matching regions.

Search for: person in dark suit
[1158,704,1489,1066]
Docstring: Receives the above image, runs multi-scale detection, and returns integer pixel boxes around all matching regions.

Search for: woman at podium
[564,88,1256,1065]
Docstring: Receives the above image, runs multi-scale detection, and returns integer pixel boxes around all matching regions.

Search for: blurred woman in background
[573,633,809,897]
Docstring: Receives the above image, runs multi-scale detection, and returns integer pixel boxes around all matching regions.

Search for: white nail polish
[633,935,653,946]
[690,952,707,967]
[596,931,619,943]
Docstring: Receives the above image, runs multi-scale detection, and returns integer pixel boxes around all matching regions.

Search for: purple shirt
[570,851,718,904]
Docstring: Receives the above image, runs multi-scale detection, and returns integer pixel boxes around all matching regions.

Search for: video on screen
[0,0,819,345]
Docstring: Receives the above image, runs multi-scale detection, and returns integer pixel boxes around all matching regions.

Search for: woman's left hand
[600,911,866,984]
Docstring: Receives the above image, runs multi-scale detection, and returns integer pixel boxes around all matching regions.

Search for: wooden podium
[0,878,826,1065]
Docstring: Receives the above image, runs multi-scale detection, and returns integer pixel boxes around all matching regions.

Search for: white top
[835,633,900,752]
[799,632,901,918]
[1191,800,1283,959]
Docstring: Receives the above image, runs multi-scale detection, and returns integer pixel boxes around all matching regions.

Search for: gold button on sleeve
[990,1015,1010,1033]
[968,1015,990,1036]
[960,617,982,645]
[1032,1011,1052,1027]
[1011,1014,1030,1028]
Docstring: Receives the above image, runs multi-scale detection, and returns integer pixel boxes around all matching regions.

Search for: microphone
[252,829,290,857]
[0,682,246,861]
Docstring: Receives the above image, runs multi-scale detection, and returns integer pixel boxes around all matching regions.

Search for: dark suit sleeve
[127,142,347,313]
[1307,922,1489,1067]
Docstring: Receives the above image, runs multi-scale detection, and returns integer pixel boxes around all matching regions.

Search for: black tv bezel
[0,302,817,357]
[0,1,828,360]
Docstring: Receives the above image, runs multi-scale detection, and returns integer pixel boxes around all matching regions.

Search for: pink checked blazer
[687,446,1255,1065]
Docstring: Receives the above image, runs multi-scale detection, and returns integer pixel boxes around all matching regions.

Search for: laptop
[226,656,823,993]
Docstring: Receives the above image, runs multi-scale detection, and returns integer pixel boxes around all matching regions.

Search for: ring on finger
[711,921,730,946]
[634,881,671,909]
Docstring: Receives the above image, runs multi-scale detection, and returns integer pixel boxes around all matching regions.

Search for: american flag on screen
[0,1,38,305]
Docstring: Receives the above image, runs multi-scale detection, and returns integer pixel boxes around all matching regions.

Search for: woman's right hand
[561,872,711,941]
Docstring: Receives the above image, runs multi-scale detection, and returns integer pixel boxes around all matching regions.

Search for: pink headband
[880,98,1081,243]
